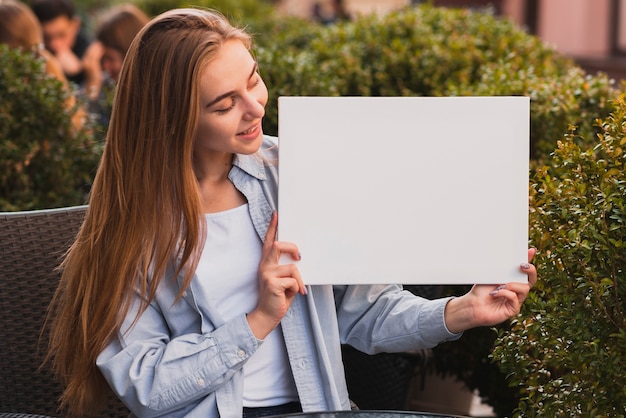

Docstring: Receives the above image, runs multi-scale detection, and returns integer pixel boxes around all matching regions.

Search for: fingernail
[302,286,308,295]
[521,263,530,270]
[489,285,506,296]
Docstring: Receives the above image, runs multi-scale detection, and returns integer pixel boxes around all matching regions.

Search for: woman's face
[194,39,268,161]
[101,46,124,82]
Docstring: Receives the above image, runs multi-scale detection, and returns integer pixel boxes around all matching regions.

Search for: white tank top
[195,204,298,407]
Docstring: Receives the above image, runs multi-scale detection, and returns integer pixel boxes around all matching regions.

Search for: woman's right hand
[246,213,306,339]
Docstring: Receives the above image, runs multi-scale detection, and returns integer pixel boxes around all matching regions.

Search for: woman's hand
[444,248,538,334]
[247,213,306,339]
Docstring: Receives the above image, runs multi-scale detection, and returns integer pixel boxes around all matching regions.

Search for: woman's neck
[195,153,247,213]
[194,151,233,183]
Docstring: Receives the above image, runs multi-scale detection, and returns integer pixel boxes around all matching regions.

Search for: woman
[0,0,41,49]
[0,0,68,95]
[47,8,537,418]
[83,3,149,99]
[0,0,84,130]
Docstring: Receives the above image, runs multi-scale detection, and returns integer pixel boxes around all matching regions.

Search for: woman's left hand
[444,248,538,334]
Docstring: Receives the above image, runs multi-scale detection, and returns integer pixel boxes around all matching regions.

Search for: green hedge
[131,0,275,26]
[492,96,626,417]
[255,5,616,165]
[0,45,101,211]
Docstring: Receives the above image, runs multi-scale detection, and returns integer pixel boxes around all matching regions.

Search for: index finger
[263,212,278,250]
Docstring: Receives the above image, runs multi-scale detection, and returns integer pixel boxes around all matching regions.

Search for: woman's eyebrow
[204,62,258,108]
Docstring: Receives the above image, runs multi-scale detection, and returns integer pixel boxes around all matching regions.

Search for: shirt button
[197,378,205,387]
[182,291,188,297]
[237,349,245,358]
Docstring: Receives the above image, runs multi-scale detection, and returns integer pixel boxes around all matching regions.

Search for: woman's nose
[244,91,267,120]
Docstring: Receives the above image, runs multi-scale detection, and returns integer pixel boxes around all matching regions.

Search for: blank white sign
[277,96,529,285]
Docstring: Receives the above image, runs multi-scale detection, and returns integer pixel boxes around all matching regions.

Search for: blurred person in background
[0,0,84,130]
[83,3,150,100]
[81,3,149,131]
[312,0,350,25]
[30,0,93,86]
[0,0,63,80]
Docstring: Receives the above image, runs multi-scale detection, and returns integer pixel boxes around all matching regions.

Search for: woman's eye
[215,99,236,114]
[249,75,261,88]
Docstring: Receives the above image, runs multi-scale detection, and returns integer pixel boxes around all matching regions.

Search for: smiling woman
[45,7,537,418]
[193,40,268,189]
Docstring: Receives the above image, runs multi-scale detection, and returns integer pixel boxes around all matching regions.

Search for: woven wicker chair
[0,206,130,417]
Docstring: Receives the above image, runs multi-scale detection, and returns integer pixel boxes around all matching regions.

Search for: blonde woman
[0,0,84,130]
[47,8,538,418]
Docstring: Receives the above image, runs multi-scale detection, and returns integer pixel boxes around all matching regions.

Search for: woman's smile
[237,122,262,139]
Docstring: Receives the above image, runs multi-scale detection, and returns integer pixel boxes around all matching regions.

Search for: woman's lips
[237,123,261,139]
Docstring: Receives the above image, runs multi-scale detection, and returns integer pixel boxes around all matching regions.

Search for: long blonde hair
[46,8,251,416]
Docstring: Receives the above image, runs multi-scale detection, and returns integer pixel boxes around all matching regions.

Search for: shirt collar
[231,150,267,181]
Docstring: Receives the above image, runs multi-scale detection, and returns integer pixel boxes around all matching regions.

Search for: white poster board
[277,96,529,285]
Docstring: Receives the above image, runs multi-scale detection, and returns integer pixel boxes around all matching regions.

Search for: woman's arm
[335,249,537,353]
[97,293,259,417]
[335,284,461,354]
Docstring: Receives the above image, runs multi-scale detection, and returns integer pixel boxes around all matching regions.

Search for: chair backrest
[0,206,129,417]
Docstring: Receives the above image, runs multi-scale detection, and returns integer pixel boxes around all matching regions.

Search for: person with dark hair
[46,7,538,418]
[30,0,92,85]
[312,0,350,25]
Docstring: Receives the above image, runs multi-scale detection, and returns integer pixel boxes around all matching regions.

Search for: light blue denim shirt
[97,135,461,418]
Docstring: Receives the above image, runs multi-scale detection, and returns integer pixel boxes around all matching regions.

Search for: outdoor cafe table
[267,411,467,418]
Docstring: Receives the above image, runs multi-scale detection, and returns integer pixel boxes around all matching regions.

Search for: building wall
[276,0,410,19]
[346,0,410,16]
[537,0,611,56]
[501,0,526,27]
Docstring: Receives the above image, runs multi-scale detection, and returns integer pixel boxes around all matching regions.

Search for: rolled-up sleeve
[97,294,260,417]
